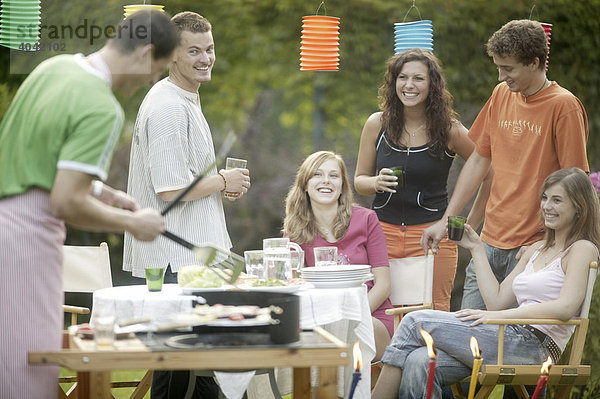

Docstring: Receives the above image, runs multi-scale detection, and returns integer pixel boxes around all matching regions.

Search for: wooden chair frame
[385,249,435,330]
[61,243,152,399]
[371,250,435,388]
[452,261,598,399]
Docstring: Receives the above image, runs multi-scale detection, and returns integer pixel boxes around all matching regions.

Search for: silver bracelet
[92,180,103,197]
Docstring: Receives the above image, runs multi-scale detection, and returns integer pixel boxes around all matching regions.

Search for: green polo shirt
[0,54,123,199]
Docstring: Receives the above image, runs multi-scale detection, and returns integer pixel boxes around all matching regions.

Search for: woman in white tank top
[372,168,600,399]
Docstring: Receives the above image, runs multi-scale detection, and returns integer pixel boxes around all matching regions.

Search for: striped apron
[0,189,66,398]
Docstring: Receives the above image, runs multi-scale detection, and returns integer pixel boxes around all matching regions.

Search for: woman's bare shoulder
[364,112,383,128]
[569,240,598,258]
[361,112,384,139]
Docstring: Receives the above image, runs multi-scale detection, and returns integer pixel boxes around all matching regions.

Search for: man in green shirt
[0,10,178,398]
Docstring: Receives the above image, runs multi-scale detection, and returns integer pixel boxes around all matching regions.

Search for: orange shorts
[380,221,458,312]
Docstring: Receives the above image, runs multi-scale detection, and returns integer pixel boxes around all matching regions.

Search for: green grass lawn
[59,368,151,398]
[59,367,505,399]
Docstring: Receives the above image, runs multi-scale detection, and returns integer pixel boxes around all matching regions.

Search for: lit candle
[420,328,436,399]
[531,356,552,399]
[467,336,483,399]
[348,341,362,399]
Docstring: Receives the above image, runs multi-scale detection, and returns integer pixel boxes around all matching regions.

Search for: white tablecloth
[92,284,375,398]
[300,285,374,398]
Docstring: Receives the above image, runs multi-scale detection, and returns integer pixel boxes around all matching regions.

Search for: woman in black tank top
[354,49,488,311]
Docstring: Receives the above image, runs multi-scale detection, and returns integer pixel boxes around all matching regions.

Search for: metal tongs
[158,132,245,284]
[162,232,244,284]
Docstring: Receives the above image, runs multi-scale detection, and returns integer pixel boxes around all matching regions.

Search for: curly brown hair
[486,19,547,70]
[378,49,456,158]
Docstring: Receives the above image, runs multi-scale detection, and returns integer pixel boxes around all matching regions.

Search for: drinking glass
[224,157,247,199]
[244,250,265,279]
[314,246,338,267]
[92,311,115,350]
[263,237,303,280]
[390,166,405,188]
[145,267,165,292]
[447,216,467,241]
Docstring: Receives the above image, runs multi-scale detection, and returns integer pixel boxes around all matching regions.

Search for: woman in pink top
[372,167,600,398]
[283,151,393,361]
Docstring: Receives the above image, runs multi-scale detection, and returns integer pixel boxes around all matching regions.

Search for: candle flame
[420,328,436,359]
[353,341,362,370]
[541,356,552,374]
[470,336,481,358]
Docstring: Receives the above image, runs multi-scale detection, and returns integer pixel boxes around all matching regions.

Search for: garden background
[1,0,599,396]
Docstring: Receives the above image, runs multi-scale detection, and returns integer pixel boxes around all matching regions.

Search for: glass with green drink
[447,216,467,241]
[145,267,165,292]
[390,166,405,188]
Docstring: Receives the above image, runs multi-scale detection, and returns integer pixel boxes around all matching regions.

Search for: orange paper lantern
[300,15,340,71]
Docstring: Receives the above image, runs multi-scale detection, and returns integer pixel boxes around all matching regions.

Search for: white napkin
[214,371,256,399]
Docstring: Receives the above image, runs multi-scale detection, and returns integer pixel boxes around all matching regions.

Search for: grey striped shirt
[123,78,231,278]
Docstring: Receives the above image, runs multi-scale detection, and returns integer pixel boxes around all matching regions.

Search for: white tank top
[512,244,575,351]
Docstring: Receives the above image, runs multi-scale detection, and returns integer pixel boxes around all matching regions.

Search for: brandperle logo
[13,18,149,45]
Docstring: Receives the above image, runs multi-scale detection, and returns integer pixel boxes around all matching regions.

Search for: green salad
[248,278,286,287]
[178,265,223,288]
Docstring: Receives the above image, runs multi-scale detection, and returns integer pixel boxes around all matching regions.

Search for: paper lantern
[300,15,340,71]
[393,19,434,55]
[540,22,551,71]
[0,0,42,51]
[123,3,165,19]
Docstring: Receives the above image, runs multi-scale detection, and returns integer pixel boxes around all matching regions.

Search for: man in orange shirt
[421,19,588,310]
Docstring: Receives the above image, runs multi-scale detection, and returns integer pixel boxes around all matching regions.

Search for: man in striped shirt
[123,11,251,398]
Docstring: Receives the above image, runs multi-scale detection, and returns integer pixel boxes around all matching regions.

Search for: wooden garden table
[29,327,348,399]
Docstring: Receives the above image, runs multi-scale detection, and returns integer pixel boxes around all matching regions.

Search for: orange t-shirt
[469,81,589,249]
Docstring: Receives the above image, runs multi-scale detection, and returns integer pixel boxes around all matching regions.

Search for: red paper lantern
[540,22,552,71]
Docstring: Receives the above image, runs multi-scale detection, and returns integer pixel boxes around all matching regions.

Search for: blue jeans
[461,242,521,310]
[381,310,550,399]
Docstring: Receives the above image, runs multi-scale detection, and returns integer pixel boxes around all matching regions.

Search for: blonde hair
[539,168,600,250]
[283,151,354,244]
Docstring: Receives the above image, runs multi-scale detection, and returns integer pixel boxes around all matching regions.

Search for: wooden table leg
[76,371,111,398]
[293,367,311,399]
[76,371,90,397]
[317,366,338,398]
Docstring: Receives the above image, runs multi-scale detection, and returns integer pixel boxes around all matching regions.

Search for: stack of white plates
[300,264,373,289]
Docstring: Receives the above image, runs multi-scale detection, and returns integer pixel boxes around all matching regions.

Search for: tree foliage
[2,1,600,388]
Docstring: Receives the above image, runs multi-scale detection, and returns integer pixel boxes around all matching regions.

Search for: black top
[372,130,455,226]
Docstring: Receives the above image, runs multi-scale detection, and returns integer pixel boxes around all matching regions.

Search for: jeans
[381,310,550,399]
[461,242,521,310]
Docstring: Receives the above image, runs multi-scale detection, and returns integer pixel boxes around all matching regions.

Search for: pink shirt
[299,206,394,336]
[301,206,390,269]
